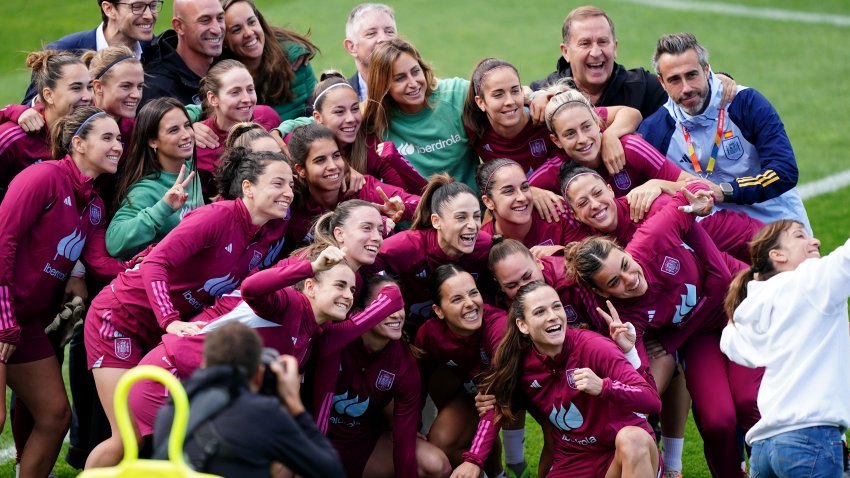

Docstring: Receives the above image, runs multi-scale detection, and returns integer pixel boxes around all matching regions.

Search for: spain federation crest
[529,139,547,158]
[613,171,632,190]
[89,204,102,225]
[376,370,396,391]
[248,250,263,271]
[661,256,681,276]
[114,337,132,360]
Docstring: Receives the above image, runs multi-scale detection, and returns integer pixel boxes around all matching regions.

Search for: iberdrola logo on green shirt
[397,134,462,156]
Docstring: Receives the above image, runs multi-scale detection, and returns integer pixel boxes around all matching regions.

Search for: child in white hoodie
[721,219,850,477]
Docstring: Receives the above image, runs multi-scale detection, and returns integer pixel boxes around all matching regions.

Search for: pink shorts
[128,344,177,436]
[84,305,144,369]
[7,319,56,365]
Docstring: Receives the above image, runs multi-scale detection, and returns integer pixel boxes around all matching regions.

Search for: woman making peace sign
[107,98,204,260]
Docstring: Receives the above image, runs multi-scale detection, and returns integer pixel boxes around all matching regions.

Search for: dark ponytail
[480,280,550,422]
[410,173,476,230]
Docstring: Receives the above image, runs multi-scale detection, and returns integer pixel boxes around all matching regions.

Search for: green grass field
[0,0,848,476]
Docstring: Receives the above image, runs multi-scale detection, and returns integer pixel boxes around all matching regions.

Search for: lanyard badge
[679,108,725,178]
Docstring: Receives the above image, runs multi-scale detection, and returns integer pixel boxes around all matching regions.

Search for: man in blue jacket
[639,32,810,231]
[23,0,160,104]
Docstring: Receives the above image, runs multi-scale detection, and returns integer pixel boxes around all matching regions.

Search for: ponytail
[724,267,755,322]
[410,173,476,230]
[563,236,619,286]
[291,199,379,259]
[723,219,803,321]
[480,281,550,422]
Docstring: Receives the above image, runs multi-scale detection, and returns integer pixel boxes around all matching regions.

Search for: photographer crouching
[153,321,344,477]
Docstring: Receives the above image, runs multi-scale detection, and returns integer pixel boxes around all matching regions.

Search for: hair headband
[472,64,515,97]
[94,55,134,80]
[562,171,605,199]
[68,111,108,149]
[482,161,514,195]
[312,82,355,112]
[546,96,593,129]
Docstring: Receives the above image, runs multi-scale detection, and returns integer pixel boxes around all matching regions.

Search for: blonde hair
[544,88,601,133]
[81,45,140,83]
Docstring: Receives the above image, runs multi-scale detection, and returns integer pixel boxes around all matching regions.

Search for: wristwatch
[719,182,734,202]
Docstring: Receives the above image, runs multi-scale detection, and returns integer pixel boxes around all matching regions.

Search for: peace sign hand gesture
[164,164,195,211]
[597,300,636,354]
[376,186,404,223]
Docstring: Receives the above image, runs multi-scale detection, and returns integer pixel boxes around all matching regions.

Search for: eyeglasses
[112,0,164,15]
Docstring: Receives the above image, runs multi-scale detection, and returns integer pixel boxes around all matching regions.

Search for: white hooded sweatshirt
[720,238,850,445]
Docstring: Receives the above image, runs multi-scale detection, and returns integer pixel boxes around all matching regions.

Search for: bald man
[141,0,224,107]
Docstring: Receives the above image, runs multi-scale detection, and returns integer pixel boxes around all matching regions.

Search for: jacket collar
[59,155,96,205]
[233,196,263,237]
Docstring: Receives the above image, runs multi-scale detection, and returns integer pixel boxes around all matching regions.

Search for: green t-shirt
[383,77,479,192]
[106,160,205,260]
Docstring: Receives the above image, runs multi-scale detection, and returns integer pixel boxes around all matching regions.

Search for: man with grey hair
[639,32,810,232]
[343,3,398,101]
[141,0,224,107]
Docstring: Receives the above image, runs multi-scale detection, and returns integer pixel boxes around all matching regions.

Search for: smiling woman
[0,105,127,477]
[220,0,318,120]
[195,59,281,199]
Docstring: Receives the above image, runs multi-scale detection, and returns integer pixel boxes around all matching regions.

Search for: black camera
[259,347,280,396]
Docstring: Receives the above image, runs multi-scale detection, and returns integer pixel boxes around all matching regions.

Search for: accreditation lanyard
[679,108,725,176]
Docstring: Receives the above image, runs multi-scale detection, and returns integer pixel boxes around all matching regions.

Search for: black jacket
[154,366,344,478]
[140,30,204,108]
[530,57,668,119]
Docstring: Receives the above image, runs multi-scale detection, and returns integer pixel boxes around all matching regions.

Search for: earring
[152,146,157,155]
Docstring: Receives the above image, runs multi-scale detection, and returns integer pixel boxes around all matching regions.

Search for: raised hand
[597,300,636,354]
[163,164,195,211]
[376,186,404,223]
[311,245,346,273]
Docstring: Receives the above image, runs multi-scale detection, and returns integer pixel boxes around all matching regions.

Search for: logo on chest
[376,370,396,391]
[722,135,744,161]
[613,171,632,190]
[54,229,87,262]
[248,250,263,272]
[660,256,680,276]
[672,283,698,324]
[549,402,584,432]
[89,204,102,225]
[529,139,547,158]
[564,305,578,324]
[333,391,370,418]
[199,273,239,297]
